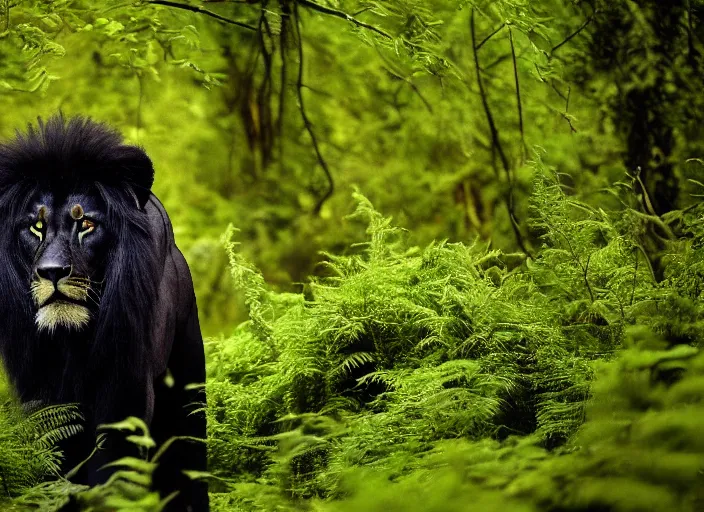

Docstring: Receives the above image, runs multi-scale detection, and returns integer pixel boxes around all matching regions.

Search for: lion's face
[20,191,110,333]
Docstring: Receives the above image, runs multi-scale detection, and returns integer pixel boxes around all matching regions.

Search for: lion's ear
[116,146,155,209]
[132,182,153,210]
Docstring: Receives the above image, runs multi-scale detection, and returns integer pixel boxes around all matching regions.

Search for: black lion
[0,116,208,511]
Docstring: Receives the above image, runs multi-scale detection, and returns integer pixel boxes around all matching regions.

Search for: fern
[205,176,704,510]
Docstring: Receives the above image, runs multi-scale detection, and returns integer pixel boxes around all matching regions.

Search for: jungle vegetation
[1,0,704,510]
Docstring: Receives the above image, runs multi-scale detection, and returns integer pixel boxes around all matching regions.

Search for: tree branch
[257,1,274,169]
[376,48,432,113]
[385,67,433,112]
[471,12,509,178]
[476,22,505,51]
[550,13,594,55]
[508,27,525,162]
[145,0,257,31]
[471,9,531,257]
[277,7,289,163]
[297,0,393,40]
[294,3,333,215]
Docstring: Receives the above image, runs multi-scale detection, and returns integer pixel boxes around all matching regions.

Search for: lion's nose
[37,265,72,286]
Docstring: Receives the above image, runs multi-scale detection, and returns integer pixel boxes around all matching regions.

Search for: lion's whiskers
[30,276,101,309]
[84,288,102,308]
[65,277,104,288]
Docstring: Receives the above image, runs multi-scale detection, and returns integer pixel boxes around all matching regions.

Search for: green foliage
[2,0,704,510]
[15,417,198,512]
[309,328,704,512]
[0,0,633,332]
[0,402,83,509]
[66,418,169,512]
[202,181,704,510]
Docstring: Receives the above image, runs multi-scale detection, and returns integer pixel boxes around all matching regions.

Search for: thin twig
[550,13,594,55]
[297,0,393,40]
[353,7,374,16]
[553,82,568,103]
[389,69,433,112]
[294,3,333,215]
[634,168,659,219]
[146,0,257,31]
[470,9,531,257]
[554,225,594,302]
[559,111,577,133]
[482,52,512,72]
[583,253,594,302]
[376,49,432,112]
[476,22,505,51]
[630,248,638,306]
[277,4,289,165]
[508,27,525,162]
[257,1,274,169]
[550,82,576,131]
[635,244,657,284]
[471,11,509,175]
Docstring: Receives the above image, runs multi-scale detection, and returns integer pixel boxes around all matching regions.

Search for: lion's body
[0,116,208,511]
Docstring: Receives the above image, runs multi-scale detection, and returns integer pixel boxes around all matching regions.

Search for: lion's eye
[29,221,44,241]
[78,219,95,245]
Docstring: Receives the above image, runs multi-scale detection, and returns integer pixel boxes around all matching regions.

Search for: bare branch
[550,80,567,101]
[385,67,433,113]
[145,0,257,31]
[277,8,288,159]
[471,9,532,257]
[257,1,274,169]
[508,27,525,162]
[559,111,577,133]
[476,22,505,51]
[376,48,432,113]
[471,11,509,176]
[550,13,594,55]
[297,0,393,40]
[294,3,333,215]
[482,52,511,72]
[550,82,576,132]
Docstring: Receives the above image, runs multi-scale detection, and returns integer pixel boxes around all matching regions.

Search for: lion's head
[25,192,109,332]
[0,115,158,353]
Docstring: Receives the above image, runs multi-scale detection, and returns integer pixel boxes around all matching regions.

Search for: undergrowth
[203,161,704,511]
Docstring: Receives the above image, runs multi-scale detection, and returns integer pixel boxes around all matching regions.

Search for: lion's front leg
[80,375,156,487]
[150,299,209,512]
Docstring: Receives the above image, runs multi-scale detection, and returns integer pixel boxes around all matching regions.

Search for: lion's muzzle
[31,277,94,333]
